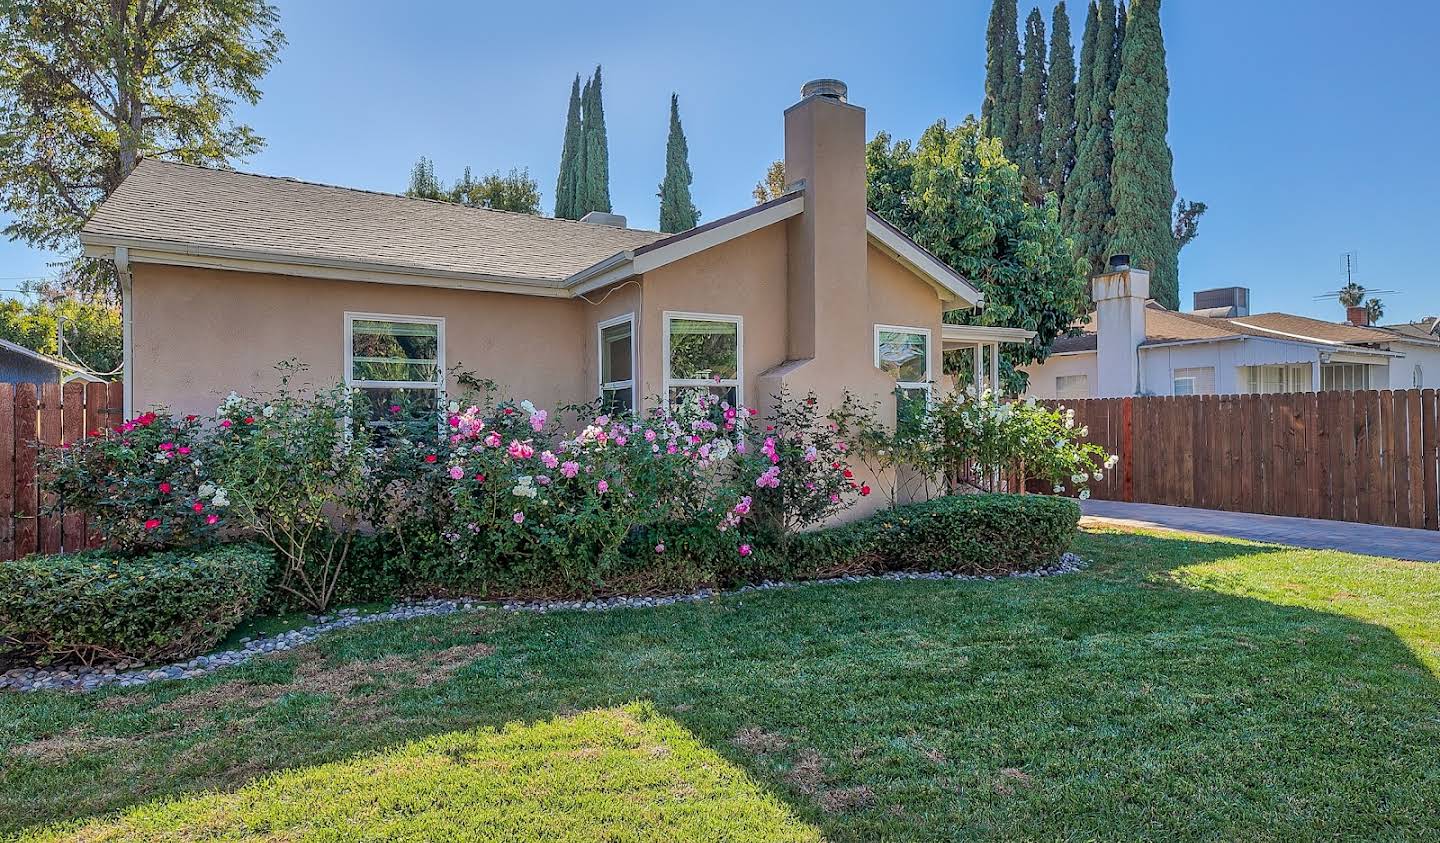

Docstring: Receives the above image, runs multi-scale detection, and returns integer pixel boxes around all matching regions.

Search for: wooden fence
[0,382,124,561]
[1055,389,1440,531]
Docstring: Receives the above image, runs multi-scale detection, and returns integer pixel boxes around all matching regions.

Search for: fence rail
[1054,389,1440,531]
[0,382,124,561]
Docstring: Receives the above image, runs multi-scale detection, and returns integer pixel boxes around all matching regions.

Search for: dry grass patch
[733,726,789,754]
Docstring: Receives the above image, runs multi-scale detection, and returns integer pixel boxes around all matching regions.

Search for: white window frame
[597,311,636,410]
[1172,376,1196,396]
[344,311,446,411]
[874,324,934,402]
[663,311,743,405]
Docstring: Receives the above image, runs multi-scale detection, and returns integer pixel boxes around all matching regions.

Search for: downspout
[115,246,134,418]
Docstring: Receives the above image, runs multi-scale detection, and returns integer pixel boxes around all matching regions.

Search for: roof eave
[81,234,573,297]
[864,213,983,307]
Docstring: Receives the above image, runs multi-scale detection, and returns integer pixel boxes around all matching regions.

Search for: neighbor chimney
[580,211,627,228]
[1346,305,1369,326]
[783,78,866,365]
[1093,266,1150,397]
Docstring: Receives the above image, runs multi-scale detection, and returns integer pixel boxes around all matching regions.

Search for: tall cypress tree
[1109,1,1127,102]
[1063,1,1099,230]
[982,0,1022,154]
[1109,0,1179,308]
[1016,8,1048,195]
[579,65,612,215]
[1041,2,1076,197]
[657,93,699,233]
[1063,0,1117,276]
[554,75,584,219]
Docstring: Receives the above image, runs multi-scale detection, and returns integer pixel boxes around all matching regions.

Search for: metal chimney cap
[800,79,847,101]
[1108,253,1131,271]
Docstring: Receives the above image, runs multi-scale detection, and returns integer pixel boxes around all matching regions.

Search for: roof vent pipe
[800,79,847,102]
[1108,253,1130,271]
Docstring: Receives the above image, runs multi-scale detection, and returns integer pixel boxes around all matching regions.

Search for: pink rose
[560,461,580,479]
[205,514,219,525]
[596,479,609,494]
[448,465,465,480]
[738,543,752,557]
[513,512,525,524]
[541,450,559,469]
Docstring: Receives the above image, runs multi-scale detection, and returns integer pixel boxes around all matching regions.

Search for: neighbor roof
[81,159,667,285]
[1049,305,1409,355]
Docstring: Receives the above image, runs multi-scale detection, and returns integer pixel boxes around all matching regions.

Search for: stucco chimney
[1092,266,1150,397]
[782,79,866,364]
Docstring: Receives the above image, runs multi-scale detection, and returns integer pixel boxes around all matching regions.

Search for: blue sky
[2,0,1436,321]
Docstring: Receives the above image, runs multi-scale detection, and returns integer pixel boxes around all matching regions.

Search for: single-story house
[77,79,1032,514]
[0,338,104,387]
[1022,261,1440,399]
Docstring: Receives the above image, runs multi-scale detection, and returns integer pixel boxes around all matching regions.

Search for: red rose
[192,502,204,513]
[158,482,171,494]
[860,485,871,497]
[842,469,853,479]
[144,518,161,530]
[243,416,255,424]
[424,454,438,463]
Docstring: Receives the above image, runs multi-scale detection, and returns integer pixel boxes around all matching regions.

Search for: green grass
[3,527,1438,841]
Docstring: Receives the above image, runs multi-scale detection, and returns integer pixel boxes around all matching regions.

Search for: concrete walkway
[1079,500,1440,563]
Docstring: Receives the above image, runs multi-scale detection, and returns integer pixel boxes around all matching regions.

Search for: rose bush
[43,409,226,551]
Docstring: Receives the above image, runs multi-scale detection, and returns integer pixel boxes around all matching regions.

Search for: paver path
[1080,500,1440,562]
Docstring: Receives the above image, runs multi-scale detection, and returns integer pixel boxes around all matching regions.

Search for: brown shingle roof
[81,159,667,283]
[1225,312,1400,345]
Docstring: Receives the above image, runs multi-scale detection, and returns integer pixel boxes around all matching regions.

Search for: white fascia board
[865,214,983,307]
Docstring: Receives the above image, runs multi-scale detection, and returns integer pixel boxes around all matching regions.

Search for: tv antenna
[1311,251,1399,301]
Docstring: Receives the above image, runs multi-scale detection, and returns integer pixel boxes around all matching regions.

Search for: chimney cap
[1108,253,1130,271]
[800,79,847,102]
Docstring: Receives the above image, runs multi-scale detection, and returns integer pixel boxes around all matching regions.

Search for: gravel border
[2,553,1087,694]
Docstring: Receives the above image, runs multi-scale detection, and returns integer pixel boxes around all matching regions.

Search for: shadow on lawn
[4,528,1439,840]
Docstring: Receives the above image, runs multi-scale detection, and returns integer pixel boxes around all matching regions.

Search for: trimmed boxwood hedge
[789,493,1081,578]
[0,544,272,666]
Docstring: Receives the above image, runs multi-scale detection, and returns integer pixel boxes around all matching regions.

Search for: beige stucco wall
[1020,352,1099,399]
[631,222,790,412]
[130,264,589,416]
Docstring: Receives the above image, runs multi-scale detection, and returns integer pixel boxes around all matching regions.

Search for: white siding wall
[1020,352,1099,399]
[1384,343,1440,389]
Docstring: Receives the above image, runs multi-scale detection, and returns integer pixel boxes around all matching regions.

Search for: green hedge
[789,493,1080,578]
[0,544,272,666]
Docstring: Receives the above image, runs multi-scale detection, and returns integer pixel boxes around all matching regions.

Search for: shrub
[43,409,227,551]
[209,378,371,612]
[0,544,272,666]
[789,493,1080,578]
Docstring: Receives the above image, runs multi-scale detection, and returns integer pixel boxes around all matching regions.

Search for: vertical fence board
[1424,390,1438,531]
[37,383,62,555]
[60,381,87,551]
[0,385,12,561]
[13,384,38,559]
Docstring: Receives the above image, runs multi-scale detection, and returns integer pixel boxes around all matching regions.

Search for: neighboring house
[76,79,1031,515]
[1022,262,1440,399]
[0,338,104,387]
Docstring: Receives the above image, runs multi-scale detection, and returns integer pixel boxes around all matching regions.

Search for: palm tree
[1338,282,1366,308]
[1364,298,1385,324]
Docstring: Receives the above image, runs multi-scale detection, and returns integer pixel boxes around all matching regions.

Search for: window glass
[599,317,635,412]
[669,318,738,381]
[347,316,443,422]
[1242,364,1310,394]
[351,319,439,383]
[600,321,632,385]
[1320,362,1370,392]
[1172,377,1195,396]
[876,330,928,383]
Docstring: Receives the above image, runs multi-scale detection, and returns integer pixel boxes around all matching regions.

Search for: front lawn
[4,527,1438,841]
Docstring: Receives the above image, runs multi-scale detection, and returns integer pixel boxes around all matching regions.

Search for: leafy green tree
[657,94,699,233]
[1063,0,1117,276]
[0,0,285,300]
[451,167,542,214]
[1016,7,1048,198]
[554,75,584,219]
[580,65,611,215]
[1109,0,1179,308]
[405,157,446,201]
[982,0,1022,154]
[1040,2,1076,197]
[0,293,121,374]
[753,160,787,204]
[866,119,1089,390]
